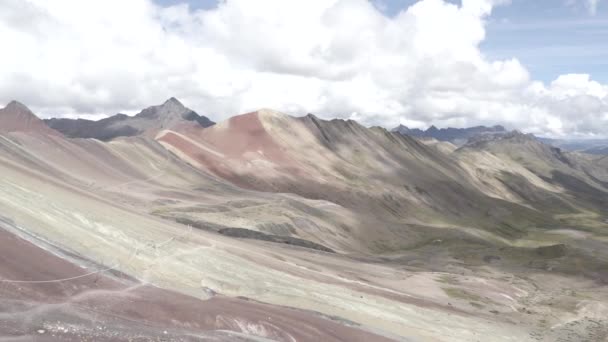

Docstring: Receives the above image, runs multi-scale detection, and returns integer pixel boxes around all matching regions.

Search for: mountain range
[392,123,507,145]
[0,98,607,341]
[393,124,608,156]
[539,137,608,155]
[44,97,215,141]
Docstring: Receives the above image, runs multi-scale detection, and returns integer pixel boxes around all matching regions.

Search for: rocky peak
[0,100,58,135]
[391,124,411,134]
[138,97,188,120]
[41,98,214,141]
[3,100,32,113]
[135,97,214,128]
[164,97,182,106]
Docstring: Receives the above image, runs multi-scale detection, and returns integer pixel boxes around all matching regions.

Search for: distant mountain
[463,130,537,147]
[461,130,578,171]
[392,124,507,145]
[458,129,607,212]
[0,101,60,135]
[392,124,426,136]
[44,97,214,141]
[586,146,608,155]
[539,137,608,155]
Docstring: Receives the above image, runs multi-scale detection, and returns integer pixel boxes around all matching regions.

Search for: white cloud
[0,0,607,137]
[566,0,601,15]
[587,0,600,15]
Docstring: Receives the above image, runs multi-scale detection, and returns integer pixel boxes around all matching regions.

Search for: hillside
[0,101,606,341]
[158,110,606,242]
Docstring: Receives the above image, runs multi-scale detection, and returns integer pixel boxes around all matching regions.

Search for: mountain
[0,100,60,135]
[586,146,608,154]
[458,130,608,212]
[392,124,507,145]
[463,130,537,146]
[158,110,607,241]
[1,103,608,341]
[540,137,608,155]
[392,124,425,136]
[44,97,215,141]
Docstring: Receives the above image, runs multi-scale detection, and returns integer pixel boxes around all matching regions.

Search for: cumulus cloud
[586,0,600,15]
[0,0,606,137]
[566,0,602,15]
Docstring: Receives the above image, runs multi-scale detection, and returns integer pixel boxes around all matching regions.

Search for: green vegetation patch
[442,287,484,302]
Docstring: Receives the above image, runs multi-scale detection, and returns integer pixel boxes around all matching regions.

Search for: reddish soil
[0,101,60,136]
[201,111,291,162]
[0,227,395,341]
[158,130,256,189]
[159,111,309,189]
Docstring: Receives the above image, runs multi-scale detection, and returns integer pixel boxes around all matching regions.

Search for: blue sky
[484,0,608,83]
[155,0,608,84]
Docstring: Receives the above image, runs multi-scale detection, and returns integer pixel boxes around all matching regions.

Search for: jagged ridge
[44,97,215,141]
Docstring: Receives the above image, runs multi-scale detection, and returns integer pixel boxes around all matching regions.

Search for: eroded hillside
[0,100,607,341]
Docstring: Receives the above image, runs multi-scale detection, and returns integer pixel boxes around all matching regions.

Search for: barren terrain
[1,101,607,341]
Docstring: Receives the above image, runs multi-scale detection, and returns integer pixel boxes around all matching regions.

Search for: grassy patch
[443,287,484,302]
[436,274,459,285]
[554,211,608,234]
